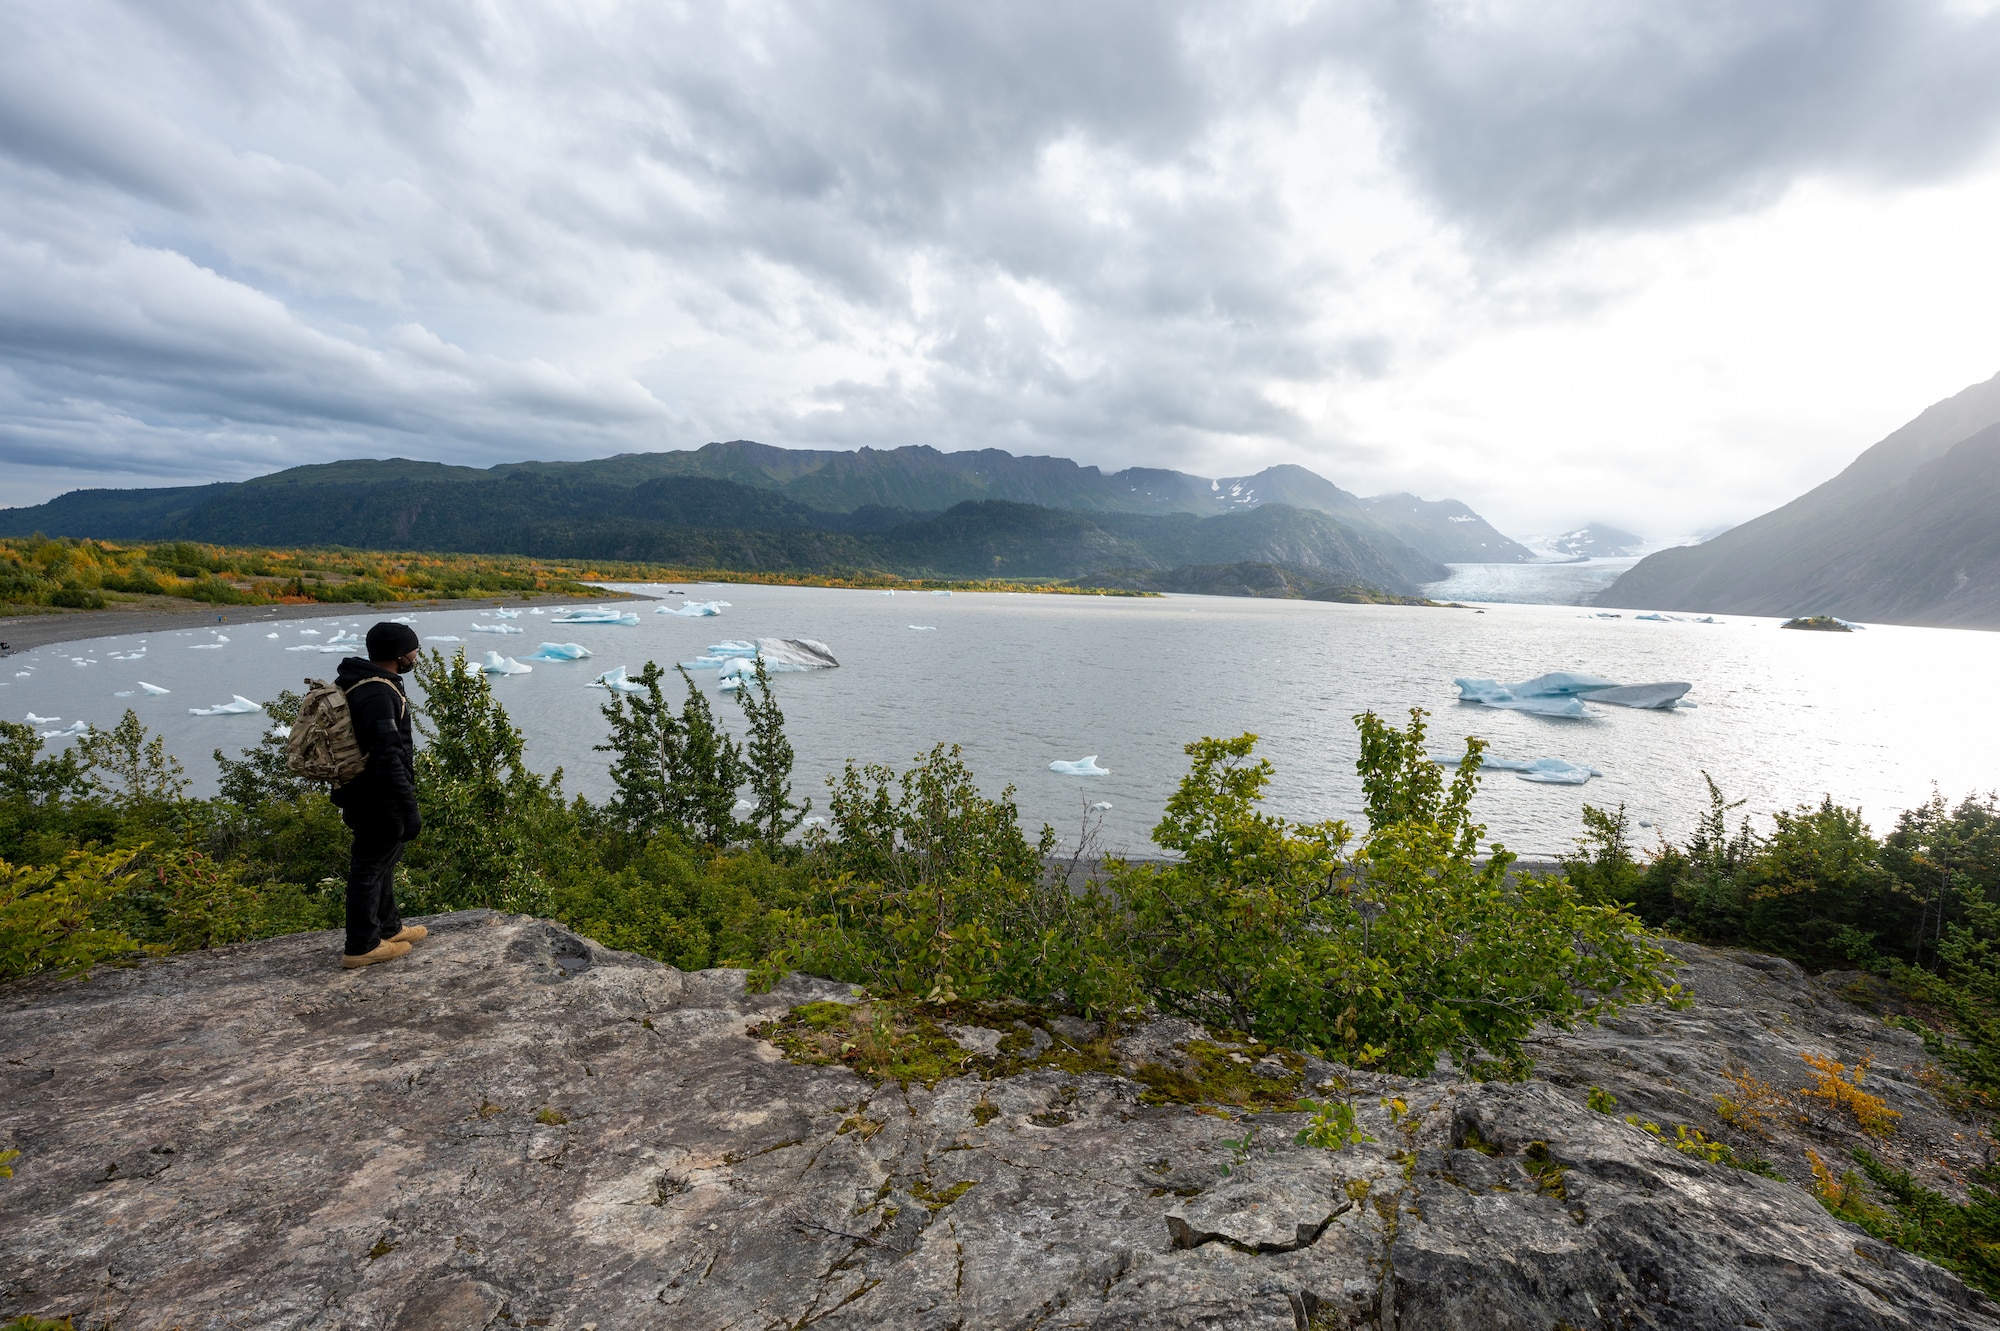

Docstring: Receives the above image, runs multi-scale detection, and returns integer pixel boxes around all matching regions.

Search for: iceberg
[530,608,544,614]
[931,590,951,596]
[1513,757,1601,785]
[1693,616,1720,624]
[1453,679,1589,718]
[589,667,648,695]
[190,695,263,717]
[1583,682,1691,710]
[683,639,839,673]
[909,625,936,631]
[480,651,533,675]
[469,623,524,635]
[427,635,463,642]
[300,629,321,636]
[1456,672,1691,715]
[491,609,521,619]
[1089,801,1113,811]
[657,600,729,617]
[188,642,227,650]
[523,642,593,662]
[550,608,640,625]
[1050,756,1111,776]
[139,682,170,695]
[880,590,895,596]
[25,713,57,724]
[265,632,280,639]
[113,691,134,698]
[1449,754,1603,785]
[42,720,90,738]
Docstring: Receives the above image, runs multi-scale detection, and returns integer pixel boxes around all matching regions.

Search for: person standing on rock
[333,623,428,969]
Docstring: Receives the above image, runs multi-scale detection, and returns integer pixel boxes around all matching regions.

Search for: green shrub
[0,849,144,980]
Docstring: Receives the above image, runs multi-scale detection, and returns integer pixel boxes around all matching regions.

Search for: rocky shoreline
[1,913,1993,1329]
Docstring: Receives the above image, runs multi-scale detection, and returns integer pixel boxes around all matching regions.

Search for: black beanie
[366,621,421,661]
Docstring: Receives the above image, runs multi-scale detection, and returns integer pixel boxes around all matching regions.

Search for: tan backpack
[287,677,403,786]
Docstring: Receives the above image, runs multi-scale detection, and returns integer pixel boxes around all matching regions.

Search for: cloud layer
[4,0,2000,533]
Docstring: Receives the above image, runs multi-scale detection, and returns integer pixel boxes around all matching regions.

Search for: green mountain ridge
[1602,371,2000,628]
[0,442,1525,591]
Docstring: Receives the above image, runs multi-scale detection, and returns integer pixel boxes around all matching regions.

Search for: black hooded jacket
[330,657,419,827]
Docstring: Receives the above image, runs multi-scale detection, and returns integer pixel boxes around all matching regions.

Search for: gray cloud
[1,0,1997,527]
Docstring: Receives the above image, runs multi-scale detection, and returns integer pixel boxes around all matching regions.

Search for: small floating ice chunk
[113,690,134,698]
[139,682,170,695]
[1089,801,1113,811]
[658,600,729,617]
[931,590,951,596]
[188,642,226,650]
[265,632,280,639]
[300,629,321,636]
[880,590,895,596]
[390,615,416,624]
[42,720,90,738]
[909,625,936,631]
[1633,613,1682,622]
[589,667,648,694]
[1693,616,1720,624]
[490,609,521,619]
[25,712,58,724]
[523,642,592,661]
[469,623,524,635]
[530,608,544,615]
[480,651,533,675]
[1513,757,1601,785]
[190,695,263,716]
[1050,756,1111,776]
[427,635,463,642]
[551,608,640,625]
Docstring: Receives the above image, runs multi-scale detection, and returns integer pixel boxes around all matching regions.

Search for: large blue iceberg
[1455,672,1690,715]
[551,608,641,625]
[523,642,593,661]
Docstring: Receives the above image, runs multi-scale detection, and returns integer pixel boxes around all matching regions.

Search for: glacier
[1050,756,1111,776]
[551,608,640,625]
[522,642,593,662]
[190,695,262,717]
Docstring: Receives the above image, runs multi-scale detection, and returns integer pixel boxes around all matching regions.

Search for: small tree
[411,650,568,913]
[735,660,807,850]
[214,688,310,809]
[78,710,188,805]
[0,720,87,806]
[595,662,747,847]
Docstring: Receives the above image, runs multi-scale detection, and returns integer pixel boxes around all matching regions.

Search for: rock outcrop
[2,913,1994,1329]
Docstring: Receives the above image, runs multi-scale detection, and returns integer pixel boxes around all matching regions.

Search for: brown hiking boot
[386,925,428,945]
[341,939,412,969]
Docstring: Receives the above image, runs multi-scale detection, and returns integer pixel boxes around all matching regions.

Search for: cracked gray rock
[0,912,1995,1329]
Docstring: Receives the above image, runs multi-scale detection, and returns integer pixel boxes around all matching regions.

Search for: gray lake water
[7,583,1999,858]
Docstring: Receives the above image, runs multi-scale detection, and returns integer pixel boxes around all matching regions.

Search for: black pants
[343,808,408,956]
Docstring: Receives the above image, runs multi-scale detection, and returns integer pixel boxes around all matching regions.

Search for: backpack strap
[342,676,407,719]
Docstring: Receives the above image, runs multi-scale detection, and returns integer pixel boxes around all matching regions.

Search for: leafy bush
[0,850,143,980]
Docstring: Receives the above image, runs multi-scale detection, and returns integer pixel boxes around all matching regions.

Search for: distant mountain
[1545,524,1645,559]
[1601,371,2000,628]
[0,442,1531,592]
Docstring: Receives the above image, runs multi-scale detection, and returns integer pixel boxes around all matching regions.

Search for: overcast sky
[4,0,2000,538]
